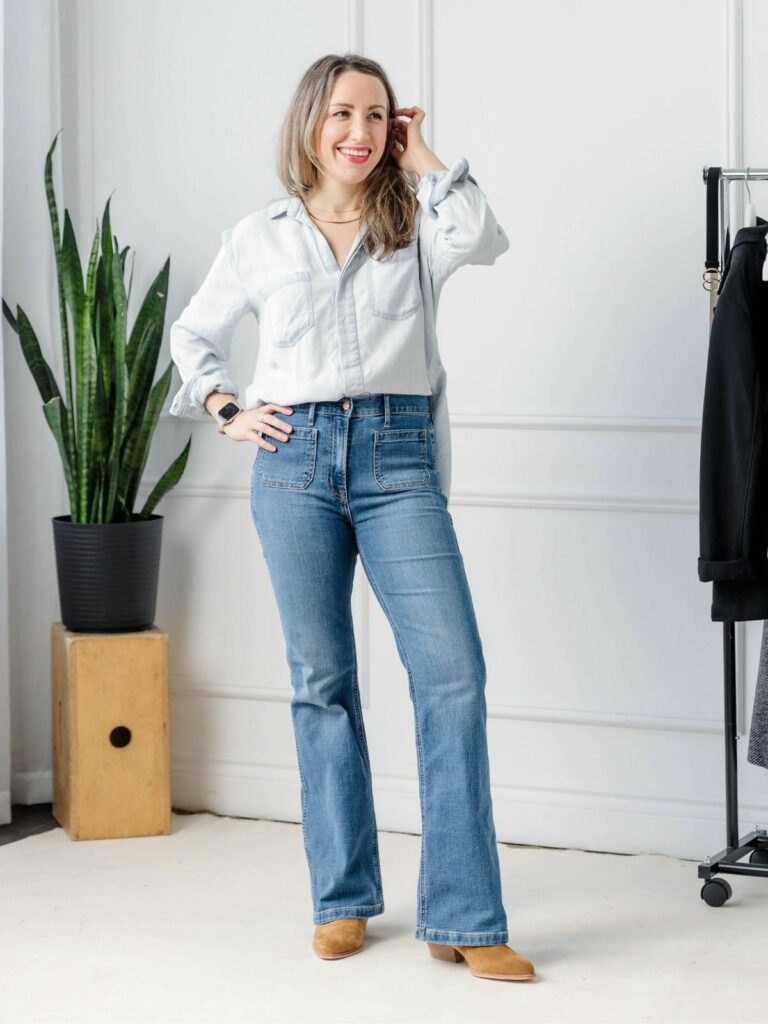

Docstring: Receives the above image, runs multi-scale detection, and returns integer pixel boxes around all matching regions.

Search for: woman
[169,52,535,984]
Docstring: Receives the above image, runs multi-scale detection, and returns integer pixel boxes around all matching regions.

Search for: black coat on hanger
[698,216,768,620]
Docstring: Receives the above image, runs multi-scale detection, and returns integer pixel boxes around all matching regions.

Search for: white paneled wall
[6,0,768,859]
[4,0,71,810]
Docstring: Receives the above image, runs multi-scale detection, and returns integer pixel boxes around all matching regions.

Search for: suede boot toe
[428,941,536,981]
[312,917,368,959]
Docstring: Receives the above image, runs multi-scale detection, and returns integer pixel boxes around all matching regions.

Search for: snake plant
[2,130,190,523]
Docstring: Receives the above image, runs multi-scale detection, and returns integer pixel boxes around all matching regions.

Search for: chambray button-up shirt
[168,157,509,500]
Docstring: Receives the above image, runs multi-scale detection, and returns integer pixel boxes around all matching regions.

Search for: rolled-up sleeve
[416,157,509,289]
[168,229,252,419]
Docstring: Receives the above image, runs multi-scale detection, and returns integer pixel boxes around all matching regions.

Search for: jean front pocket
[367,244,422,320]
[373,428,430,491]
[257,425,318,489]
[264,271,315,347]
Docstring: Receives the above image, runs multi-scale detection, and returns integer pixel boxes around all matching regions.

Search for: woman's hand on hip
[223,402,294,449]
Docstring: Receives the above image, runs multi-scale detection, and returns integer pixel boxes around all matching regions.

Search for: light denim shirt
[168,157,509,500]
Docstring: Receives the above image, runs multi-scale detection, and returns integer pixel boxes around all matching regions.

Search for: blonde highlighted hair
[276,53,418,260]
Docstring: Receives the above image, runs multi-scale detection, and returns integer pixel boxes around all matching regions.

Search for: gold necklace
[303,198,361,224]
[307,211,361,224]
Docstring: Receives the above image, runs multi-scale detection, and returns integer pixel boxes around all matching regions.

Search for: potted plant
[2,130,191,632]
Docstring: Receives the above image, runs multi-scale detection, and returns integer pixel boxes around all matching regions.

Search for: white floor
[1,812,767,1024]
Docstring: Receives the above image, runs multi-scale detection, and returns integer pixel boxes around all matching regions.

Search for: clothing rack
[698,166,768,906]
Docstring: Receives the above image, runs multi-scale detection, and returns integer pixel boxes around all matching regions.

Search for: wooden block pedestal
[51,621,171,840]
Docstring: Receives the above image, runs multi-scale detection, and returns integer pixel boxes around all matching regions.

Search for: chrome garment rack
[698,166,768,906]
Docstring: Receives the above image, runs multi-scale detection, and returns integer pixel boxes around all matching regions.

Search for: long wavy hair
[276,53,418,260]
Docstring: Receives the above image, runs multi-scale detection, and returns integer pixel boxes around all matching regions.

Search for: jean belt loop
[384,394,390,427]
[308,401,316,426]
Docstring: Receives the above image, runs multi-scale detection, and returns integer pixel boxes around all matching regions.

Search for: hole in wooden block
[110,726,132,748]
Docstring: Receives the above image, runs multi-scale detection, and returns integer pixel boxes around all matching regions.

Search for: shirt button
[341,400,350,410]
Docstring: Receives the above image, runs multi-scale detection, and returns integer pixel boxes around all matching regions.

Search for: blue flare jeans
[249,392,508,945]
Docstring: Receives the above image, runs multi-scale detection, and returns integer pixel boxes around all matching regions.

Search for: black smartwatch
[215,401,243,433]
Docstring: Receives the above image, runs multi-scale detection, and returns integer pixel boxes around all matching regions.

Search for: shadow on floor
[0,804,201,846]
[0,803,59,846]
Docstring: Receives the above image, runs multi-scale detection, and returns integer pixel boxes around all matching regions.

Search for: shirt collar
[266,195,308,222]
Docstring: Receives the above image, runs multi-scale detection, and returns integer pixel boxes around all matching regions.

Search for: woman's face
[314,70,390,187]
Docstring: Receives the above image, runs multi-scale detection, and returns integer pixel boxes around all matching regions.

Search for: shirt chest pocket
[262,271,315,347]
[367,244,422,321]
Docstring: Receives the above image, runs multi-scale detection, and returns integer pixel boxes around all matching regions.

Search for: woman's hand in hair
[390,107,447,177]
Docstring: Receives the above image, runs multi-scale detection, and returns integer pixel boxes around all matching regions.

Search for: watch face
[218,402,241,422]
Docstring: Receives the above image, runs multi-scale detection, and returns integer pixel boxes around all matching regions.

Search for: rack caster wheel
[701,878,732,906]
[749,849,768,865]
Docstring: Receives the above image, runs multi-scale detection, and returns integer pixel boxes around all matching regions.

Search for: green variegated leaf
[123,259,170,455]
[74,227,100,521]
[126,248,135,310]
[2,298,17,332]
[60,210,84,327]
[92,327,111,468]
[42,396,77,515]
[121,360,172,512]
[45,132,77,472]
[8,304,74,463]
[96,203,115,414]
[127,257,169,373]
[105,236,128,521]
[44,131,64,251]
[13,305,62,404]
[139,436,191,519]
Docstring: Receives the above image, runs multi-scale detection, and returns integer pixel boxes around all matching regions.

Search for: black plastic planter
[52,514,163,632]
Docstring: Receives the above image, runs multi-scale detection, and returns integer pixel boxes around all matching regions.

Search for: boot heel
[427,942,464,962]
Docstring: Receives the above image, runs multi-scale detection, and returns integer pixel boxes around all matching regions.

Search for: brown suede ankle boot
[312,917,368,959]
[427,942,536,981]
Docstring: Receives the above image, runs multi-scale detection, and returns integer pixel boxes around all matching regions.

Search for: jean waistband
[287,393,432,424]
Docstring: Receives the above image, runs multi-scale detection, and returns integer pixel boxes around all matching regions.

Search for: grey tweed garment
[748,620,768,769]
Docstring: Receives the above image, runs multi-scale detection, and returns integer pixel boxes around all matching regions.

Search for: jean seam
[250,454,266,548]
[414,926,510,945]
[293,735,316,909]
[356,545,428,934]
[427,424,442,493]
[314,903,385,924]
[349,646,385,904]
[416,928,509,936]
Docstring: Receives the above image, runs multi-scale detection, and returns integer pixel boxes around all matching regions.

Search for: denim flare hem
[414,926,510,945]
[313,903,385,925]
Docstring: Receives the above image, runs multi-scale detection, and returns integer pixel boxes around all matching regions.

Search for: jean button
[341,400,350,410]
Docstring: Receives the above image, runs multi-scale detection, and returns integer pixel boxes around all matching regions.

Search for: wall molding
[15,759,768,822]
[418,0,434,152]
[138,479,697,515]
[348,0,362,53]
[450,414,701,433]
[169,678,723,735]
[159,410,702,433]
[167,753,768,822]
